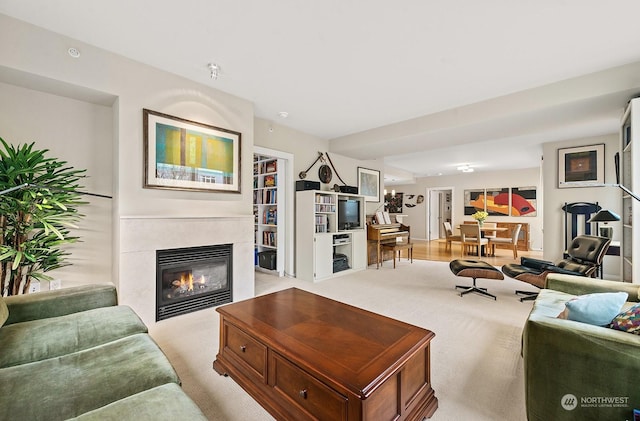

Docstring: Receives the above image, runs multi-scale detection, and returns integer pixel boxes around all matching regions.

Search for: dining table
[457,224,509,233]
[457,224,510,256]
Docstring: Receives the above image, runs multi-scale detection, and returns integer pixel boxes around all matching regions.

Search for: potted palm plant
[0,137,87,295]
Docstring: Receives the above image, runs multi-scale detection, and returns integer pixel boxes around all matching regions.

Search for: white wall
[0,81,113,286]
[390,167,543,250]
[543,134,621,279]
[255,117,385,215]
[0,15,257,306]
[0,15,254,219]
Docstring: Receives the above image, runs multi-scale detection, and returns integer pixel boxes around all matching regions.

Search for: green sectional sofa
[523,273,640,421]
[0,284,207,421]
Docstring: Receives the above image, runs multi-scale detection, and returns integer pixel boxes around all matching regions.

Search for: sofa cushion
[608,303,640,335]
[0,333,180,421]
[558,292,628,326]
[4,283,118,325]
[68,383,207,421]
[0,305,148,368]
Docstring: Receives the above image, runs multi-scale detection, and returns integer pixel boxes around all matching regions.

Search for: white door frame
[254,146,295,278]
[426,186,455,241]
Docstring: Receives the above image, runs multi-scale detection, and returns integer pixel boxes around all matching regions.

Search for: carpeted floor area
[149,260,535,420]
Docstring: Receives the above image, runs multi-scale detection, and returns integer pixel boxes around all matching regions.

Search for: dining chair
[443,221,461,252]
[483,222,497,240]
[489,224,522,259]
[459,223,489,257]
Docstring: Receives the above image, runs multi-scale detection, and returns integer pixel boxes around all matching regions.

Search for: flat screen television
[338,199,360,230]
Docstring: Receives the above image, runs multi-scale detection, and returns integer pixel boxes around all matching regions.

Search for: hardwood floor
[400,239,543,267]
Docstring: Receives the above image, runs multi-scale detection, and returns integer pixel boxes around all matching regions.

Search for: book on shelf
[315,214,328,233]
[262,189,277,204]
[262,230,276,247]
[264,174,276,187]
[264,209,277,225]
[265,161,277,173]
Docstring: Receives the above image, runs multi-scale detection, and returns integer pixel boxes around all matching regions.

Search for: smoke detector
[68,47,81,58]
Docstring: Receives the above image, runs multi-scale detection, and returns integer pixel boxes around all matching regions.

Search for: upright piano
[367,223,410,269]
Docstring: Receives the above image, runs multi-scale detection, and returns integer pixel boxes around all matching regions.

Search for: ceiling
[2,1,640,183]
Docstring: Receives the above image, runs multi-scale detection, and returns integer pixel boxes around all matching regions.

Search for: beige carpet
[149,260,535,420]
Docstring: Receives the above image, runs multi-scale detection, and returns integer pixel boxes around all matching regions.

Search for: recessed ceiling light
[68,47,81,58]
[277,111,289,118]
[456,164,474,173]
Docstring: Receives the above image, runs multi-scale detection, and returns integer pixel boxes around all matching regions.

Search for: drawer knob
[299,389,308,399]
[240,345,246,353]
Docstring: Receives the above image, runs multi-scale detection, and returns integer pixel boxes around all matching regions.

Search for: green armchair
[523,274,640,421]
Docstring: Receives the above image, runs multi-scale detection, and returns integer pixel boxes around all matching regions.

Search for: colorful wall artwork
[464,187,537,217]
[464,189,485,215]
[510,186,537,216]
[144,109,241,193]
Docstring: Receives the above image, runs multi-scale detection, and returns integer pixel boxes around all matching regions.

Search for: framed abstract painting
[143,109,241,193]
[558,144,604,188]
[357,167,380,202]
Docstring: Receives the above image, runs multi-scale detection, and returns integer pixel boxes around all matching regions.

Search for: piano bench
[381,241,413,269]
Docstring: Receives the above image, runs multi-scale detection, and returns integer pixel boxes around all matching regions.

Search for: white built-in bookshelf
[253,153,284,275]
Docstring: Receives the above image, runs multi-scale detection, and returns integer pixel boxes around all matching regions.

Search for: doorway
[253,146,294,277]
[427,187,454,241]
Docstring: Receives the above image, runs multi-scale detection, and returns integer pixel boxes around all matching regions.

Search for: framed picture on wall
[143,109,242,193]
[357,167,380,202]
[558,144,604,188]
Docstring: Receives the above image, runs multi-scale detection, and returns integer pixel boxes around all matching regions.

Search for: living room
[1,3,640,420]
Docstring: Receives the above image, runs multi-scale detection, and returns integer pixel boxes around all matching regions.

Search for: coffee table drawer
[224,322,266,379]
[271,353,348,421]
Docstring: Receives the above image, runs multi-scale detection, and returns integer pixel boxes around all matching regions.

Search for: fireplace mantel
[118,215,254,326]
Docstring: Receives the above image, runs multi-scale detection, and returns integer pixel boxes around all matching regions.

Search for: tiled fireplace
[118,216,254,326]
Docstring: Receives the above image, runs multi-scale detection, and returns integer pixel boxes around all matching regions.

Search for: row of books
[261,230,277,247]
[254,189,277,204]
[263,209,277,225]
[315,194,334,204]
[315,215,328,233]
[253,160,277,175]
[315,203,334,213]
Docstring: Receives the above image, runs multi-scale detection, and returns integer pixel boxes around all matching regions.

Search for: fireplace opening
[156,244,232,321]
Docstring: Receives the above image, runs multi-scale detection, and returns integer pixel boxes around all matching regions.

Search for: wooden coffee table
[213,288,438,420]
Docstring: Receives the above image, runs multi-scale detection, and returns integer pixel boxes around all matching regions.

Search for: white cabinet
[296,190,367,282]
[253,154,284,276]
[313,234,334,280]
[621,99,640,283]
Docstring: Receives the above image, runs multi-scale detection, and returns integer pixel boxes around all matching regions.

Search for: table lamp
[587,209,621,238]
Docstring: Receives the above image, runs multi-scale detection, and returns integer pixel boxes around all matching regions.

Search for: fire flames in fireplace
[164,267,223,299]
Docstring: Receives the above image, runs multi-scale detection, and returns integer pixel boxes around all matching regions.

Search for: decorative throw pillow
[557,292,628,326]
[608,303,640,335]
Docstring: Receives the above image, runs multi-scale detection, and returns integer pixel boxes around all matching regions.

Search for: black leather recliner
[502,235,611,301]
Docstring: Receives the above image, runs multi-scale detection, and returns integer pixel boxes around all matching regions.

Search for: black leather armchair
[502,235,611,301]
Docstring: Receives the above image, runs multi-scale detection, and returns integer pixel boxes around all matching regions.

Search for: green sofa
[523,273,640,421]
[0,284,208,421]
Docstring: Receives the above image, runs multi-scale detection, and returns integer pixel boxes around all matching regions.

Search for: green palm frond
[0,136,87,295]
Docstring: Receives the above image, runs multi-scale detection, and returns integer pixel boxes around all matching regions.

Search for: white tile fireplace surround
[118,216,254,326]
